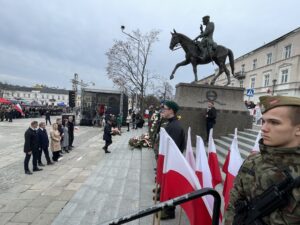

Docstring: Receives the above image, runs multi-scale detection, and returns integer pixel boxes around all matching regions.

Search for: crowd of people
[0,103,71,122]
[23,116,75,174]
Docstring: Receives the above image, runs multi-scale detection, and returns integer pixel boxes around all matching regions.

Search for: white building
[0,83,69,106]
[198,27,300,103]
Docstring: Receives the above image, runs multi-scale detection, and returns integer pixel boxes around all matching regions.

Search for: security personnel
[160,100,186,220]
[225,96,300,224]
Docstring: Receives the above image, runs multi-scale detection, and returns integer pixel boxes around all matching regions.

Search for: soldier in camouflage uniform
[225,95,300,225]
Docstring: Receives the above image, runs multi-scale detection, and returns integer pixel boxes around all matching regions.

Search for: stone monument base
[175,83,252,145]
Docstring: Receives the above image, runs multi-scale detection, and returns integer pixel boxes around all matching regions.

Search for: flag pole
[152,183,159,225]
[178,207,183,225]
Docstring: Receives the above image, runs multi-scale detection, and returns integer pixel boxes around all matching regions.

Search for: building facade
[0,83,69,106]
[198,27,300,103]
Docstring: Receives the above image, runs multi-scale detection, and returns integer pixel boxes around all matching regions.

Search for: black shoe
[38,162,45,167]
[65,149,69,153]
[25,170,33,175]
[105,150,111,153]
[47,161,54,165]
[33,168,43,172]
[102,146,107,150]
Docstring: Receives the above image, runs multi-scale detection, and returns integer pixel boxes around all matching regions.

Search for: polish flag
[251,130,261,153]
[156,128,168,185]
[161,134,212,225]
[223,128,243,210]
[14,104,24,116]
[207,129,222,187]
[195,135,222,222]
[185,127,196,171]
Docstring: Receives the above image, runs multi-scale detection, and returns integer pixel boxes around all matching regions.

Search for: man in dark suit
[37,122,53,166]
[206,101,217,143]
[24,121,43,175]
[68,116,74,149]
[45,110,51,125]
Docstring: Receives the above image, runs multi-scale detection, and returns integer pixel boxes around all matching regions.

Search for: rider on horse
[194,15,217,61]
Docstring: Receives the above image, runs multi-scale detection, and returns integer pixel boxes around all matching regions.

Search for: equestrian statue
[169,15,241,85]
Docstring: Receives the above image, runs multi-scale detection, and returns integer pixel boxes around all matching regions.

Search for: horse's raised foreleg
[170,59,189,80]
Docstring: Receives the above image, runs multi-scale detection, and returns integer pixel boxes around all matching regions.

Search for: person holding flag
[225,96,300,225]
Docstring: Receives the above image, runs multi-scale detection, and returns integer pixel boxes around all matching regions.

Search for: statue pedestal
[175,83,252,145]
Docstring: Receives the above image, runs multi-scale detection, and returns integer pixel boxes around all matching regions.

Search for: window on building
[47,95,49,99]
[250,77,255,88]
[281,69,289,83]
[17,93,20,97]
[58,95,60,100]
[264,74,270,87]
[284,45,291,59]
[267,53,272,65]
[239,80,244,88]
[23,93,26,97]
[52,95,55,99]
[42,95,44,99]
[35,93,37,98]
[28,94,30,98]
[6,92,10,97]
[252,59,257,70]
[62,96,65,100]
[241,64,245,74]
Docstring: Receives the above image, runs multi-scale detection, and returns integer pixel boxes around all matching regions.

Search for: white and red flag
[251,130,261,153]
[185,127,196,170]
[161,134,212,225]
[223,128,243,210]
[207,128,222,187]
[195,135,222,222]
[156,128,168,185]
[14,104,24,116]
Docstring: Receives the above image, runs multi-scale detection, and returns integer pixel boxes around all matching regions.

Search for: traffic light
[69,91,76,108]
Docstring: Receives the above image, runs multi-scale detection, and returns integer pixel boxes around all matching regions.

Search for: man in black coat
[160,100,186,220]
[206,101,217,143]
[68,116,74,149]
[102,119,112,153]
[24,121,43,174]
[45,110,51,125]
[37,122,53,166]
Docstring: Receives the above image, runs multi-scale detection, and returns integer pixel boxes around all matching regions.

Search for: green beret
[165,101,180,113]
[259,95,300,113]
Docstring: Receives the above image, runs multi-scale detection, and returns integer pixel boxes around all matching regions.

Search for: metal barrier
[105,188,221,225]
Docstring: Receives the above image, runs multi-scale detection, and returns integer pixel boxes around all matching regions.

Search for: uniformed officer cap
[164,101,180,114]
[259,95,300,113]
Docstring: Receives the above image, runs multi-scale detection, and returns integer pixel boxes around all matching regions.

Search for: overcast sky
[0,0,299,91]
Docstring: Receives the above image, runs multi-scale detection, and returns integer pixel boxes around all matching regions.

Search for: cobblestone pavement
[0,118,190,225]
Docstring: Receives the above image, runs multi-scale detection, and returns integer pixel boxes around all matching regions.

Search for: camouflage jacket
[225,141,300,225]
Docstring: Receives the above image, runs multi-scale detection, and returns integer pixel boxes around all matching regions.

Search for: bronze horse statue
[169,29,235,85]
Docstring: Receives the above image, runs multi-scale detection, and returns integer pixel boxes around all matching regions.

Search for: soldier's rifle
[233,171,300,225]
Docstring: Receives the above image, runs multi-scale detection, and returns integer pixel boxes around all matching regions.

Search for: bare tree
[106,29,160,112]
[155,80,174,101]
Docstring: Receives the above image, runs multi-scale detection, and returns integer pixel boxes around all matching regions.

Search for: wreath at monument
[128,133,152,149]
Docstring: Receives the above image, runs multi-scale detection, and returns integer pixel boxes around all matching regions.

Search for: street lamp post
[121,25,140,111]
